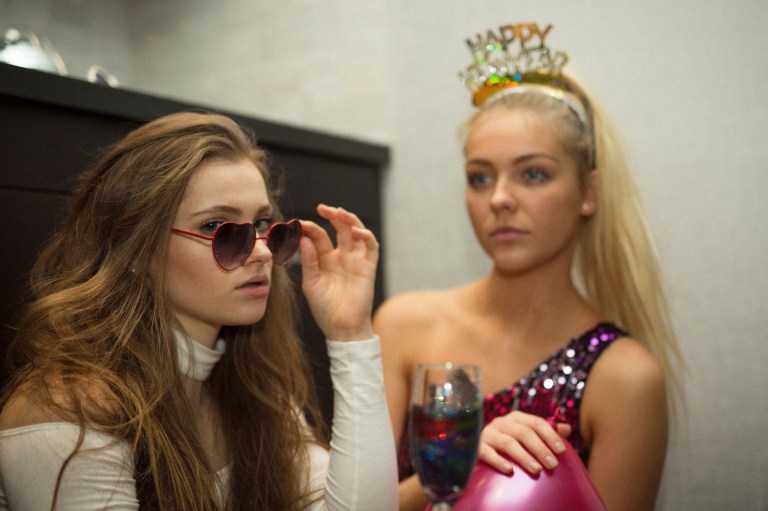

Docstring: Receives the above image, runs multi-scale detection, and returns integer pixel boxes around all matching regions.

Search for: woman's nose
[244,236,273,265]
[490,179,518,212]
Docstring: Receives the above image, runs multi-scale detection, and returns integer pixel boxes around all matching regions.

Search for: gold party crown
[460,22,571,107]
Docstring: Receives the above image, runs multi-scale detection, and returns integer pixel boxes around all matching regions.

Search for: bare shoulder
[592,336,666,392]
[374,288,450,332]
[0,387,66,430]
[0,379,115,431]
[374,287,466,369]
[581,336,667,437]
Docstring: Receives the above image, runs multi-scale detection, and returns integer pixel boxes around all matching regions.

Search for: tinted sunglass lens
[268,220,302,265]
[213,223,255,270]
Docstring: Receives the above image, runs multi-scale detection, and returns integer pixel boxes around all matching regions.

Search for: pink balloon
[446,441,606,511]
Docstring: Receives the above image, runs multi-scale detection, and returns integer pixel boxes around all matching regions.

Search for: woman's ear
[580,170,598,216]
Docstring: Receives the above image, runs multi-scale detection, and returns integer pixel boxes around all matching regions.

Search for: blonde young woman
[375,25,684,511]
[0,112,397,510]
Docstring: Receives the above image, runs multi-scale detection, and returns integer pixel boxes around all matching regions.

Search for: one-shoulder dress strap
[483,322,627,463]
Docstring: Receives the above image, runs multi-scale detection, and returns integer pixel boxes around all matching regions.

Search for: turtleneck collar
[173,330,226,381]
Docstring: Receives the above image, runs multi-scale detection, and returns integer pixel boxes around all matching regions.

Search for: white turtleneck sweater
[0,334,398,510]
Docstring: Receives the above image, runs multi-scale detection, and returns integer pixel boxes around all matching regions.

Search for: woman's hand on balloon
[478,411,572,475]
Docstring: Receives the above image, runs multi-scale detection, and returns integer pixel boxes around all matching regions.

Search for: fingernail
[502,462,514,474]
[544,455,558,469]
[528,461,542,473]
[554,441,565,453]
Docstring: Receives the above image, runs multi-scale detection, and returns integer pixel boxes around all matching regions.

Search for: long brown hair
[461,76,686,403]
[1,112,326,509]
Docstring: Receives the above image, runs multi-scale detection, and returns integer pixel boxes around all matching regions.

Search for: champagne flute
[409,363,482,510]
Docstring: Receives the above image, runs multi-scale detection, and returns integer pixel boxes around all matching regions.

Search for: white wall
[3,0,767,508]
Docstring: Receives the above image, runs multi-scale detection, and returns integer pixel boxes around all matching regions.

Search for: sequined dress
[397,322,626,480]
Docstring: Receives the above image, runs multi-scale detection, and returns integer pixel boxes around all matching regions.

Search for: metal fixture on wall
[0,27,119,87]
[0,28,67,75]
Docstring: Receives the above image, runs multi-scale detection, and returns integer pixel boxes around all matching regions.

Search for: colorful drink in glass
[409,363,482,510]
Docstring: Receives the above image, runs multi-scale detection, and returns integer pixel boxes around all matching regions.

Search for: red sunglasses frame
[171,219,302,270]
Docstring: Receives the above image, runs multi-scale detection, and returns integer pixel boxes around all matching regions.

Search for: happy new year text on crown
[460,22,572,106]
[465,22,554,59]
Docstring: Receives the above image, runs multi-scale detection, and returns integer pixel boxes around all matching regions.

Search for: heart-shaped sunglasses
[171,219,302,270]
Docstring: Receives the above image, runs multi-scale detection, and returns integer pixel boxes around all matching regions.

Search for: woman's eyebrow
[512,153,559,165]
[190,204,273,218]
[465,157,494,167]
[465,152,559,167]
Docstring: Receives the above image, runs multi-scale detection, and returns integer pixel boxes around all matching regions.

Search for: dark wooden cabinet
[0,62,389,424]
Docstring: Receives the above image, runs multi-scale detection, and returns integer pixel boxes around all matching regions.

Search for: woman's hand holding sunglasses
[299,204,379,342]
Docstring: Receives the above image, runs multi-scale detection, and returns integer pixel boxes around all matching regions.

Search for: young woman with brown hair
[0,111,397,510]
